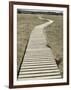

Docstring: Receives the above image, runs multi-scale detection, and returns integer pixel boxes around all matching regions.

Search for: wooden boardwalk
[18,17,61,80]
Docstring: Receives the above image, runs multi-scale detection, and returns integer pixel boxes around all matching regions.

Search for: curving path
[18,16,61,80]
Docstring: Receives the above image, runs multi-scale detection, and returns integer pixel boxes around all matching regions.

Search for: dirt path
[18,16,61,80]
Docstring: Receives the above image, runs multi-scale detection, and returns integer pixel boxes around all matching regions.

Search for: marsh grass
[43,15,63,77]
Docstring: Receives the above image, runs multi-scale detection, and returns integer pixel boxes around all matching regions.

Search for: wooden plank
[18,75,61,80]
[19,73,61,78]
[19,69,60,74]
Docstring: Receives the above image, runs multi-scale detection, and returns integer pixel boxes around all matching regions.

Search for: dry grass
[42,15,63,77]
